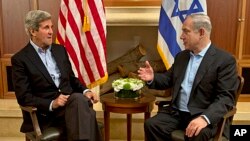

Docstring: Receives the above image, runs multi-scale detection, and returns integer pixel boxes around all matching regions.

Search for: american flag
[56,0,107,88]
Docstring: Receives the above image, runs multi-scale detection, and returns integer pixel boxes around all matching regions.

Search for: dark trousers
[39,93,102,141]
[144,107,217,141]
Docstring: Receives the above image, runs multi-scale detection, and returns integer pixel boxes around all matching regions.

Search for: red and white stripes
[57,0,107,87]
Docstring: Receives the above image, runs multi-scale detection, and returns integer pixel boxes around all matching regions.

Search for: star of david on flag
[157,0,207,69]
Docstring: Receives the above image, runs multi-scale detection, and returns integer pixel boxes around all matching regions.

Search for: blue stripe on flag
[158,6,182,58]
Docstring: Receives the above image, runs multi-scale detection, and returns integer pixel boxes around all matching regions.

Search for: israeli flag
[157,0,207,69]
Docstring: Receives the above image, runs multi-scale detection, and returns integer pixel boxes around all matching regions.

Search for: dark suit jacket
[11,43,87,132]
[149,44,238,138]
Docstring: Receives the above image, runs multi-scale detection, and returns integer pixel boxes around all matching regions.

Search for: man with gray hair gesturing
[12,10,102,141]
[138,14,238,141]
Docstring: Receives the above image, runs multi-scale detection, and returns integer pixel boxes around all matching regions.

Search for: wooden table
[100,93,155,141]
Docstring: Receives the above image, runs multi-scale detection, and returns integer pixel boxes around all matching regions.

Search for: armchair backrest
[235,75,244,104]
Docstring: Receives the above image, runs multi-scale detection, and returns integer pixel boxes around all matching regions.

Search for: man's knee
[144,117,157,130]
[144,117,167,133]
[69,93,82,99]
[68,93,90,106]
[144,116,177,141]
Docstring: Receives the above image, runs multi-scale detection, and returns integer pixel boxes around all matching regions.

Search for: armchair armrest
[20,106,37,112]
[20,106,42,139]
[213,106,237,141]
[155,100,171,107]
[155,96,172,107]
[155,98,172,114]
[223,107,236,119]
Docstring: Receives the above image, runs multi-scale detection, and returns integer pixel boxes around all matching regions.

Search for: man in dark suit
[138,14,238,141]
[11,10,102,141]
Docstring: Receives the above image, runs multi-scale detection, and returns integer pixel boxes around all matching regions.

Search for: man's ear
[199,28,205,38]
[30,29,36,37]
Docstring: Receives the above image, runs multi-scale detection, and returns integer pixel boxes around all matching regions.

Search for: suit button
[58,89,61,92]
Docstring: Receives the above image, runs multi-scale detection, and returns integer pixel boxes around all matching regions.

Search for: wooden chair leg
[25,136,30,141]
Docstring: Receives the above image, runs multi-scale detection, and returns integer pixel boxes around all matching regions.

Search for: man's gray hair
[24,10,51,36]
[188,13,212,35]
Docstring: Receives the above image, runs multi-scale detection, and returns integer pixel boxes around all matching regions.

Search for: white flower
[112,78,145,92]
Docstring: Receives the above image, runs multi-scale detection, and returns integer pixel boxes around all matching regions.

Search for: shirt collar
[30,39,51,53]
[190,42,211,57]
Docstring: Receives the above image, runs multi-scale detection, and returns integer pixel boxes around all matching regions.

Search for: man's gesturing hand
[138,61,154,82]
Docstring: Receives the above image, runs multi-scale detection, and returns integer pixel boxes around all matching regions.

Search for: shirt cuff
[49,100,54,111]
[83,89,91,95]
[147,80,153,85]
[201,115,211,124]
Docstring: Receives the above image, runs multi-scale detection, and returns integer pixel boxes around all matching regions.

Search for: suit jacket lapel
[172,51,190,101]
[25,44,55,85]
[51,45,63,73]
[190,45,216,95]
[51,45,66,88]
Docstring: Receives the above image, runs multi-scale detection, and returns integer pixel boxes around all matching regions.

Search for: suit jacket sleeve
[202,55,237,125]
[148,51,185,90]
[148,66,174,90]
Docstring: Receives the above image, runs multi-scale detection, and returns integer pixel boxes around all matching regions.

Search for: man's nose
[49,27,53,34]
[180,33,184,40]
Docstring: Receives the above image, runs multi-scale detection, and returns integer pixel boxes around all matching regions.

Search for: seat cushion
[171,130,185,141]
[40,127,63,141]
[26,127,63,141]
